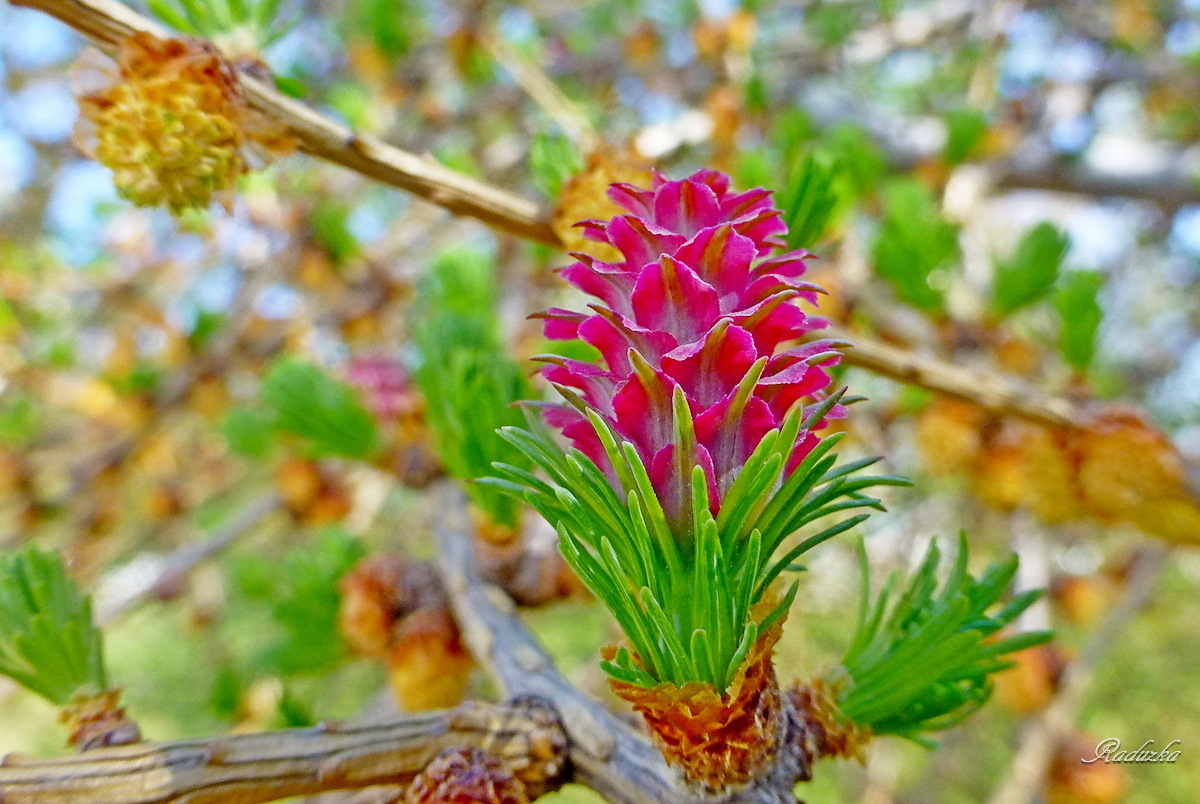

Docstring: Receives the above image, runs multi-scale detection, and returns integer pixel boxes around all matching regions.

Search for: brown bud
[1047,731,1129,804]
[60,689,142,751]
[388,608,474,711]
[788,677,872,766]
[340,554,411,658]
[276,458,323,513]
[994,642,1068,715]
[605,593,791,790]
[1050,575,1113,626]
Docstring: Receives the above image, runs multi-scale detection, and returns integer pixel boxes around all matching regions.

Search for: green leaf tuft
[411,247,535,530]
[871,179,959,314]
[0,545,108,706]
[1054,270,1105,371]
[993,222,1070,317]
[261,358,380,460]
[836,534,1052,740]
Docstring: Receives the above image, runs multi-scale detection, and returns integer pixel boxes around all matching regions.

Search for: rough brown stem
[0,700,565,804]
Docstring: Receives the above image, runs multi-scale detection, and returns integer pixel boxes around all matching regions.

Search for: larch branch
[0,700,565,804]
[830,328,1081,429]
[11,0,558,246]
[15,0,1197,501]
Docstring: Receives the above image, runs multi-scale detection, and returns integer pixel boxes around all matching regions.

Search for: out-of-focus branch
[94,493,282,626]
[986,545,1171,804]
[12,0,558,247]
[17,0,1197,503]
[433,486,686,804]
[832,328,1081,429]
[482,33,601,153]
[0,700,567,804]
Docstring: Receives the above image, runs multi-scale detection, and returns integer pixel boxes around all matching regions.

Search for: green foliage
[222,407,276,458]
[942,108,989,165]
[0,546,107,706]
[808,2,862,47]
[780,150,841,250]
[229,526,364,675]
[262,358,380,460]
[411,247,535,530]
[1055,270,1105,371]
[484,393,908,691]
[342,0,424,59]
[310,201,361,264]
[871,179,960,313]
[0,393,43,447]
[823,124,886,199]
[530,133,584,201]
[147,0,295,47]
[992,222,1070,317]
[768,108,817,165]
[837,535,1051,743]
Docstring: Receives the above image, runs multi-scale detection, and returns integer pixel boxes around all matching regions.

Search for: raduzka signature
[1083,738,1182,764]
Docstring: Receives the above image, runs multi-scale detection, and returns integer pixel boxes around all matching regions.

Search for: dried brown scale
[604,606,789,792]
[787,679,872,767]
[551,146,654,262]
[60,689,142,751]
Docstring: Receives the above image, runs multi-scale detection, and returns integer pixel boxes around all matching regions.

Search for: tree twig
[432,486,688,804]
[482,33,601,153]
[11,0,558,247]
[831,328,1081,429]
[0,700,567,804]
[94,493,283,626]
[17,0,1199,508]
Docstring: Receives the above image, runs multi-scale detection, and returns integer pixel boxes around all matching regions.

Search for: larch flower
[536,169,843,535]
[488,169,899,790]
[73,32,291,215]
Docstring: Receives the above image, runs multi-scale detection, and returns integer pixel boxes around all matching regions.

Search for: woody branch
[0,699,566,804]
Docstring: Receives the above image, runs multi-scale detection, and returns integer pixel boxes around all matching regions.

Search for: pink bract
[537,169,843,531]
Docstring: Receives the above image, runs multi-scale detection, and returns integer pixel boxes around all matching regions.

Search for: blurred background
[1,1,1199,802]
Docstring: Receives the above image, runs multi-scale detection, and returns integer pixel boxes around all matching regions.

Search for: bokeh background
[1,1,1199,802]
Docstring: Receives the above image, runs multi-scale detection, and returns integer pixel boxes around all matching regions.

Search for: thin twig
[95,494,282,626]
[985,544,1171,804]
[432,486,688,804]
[831,327,1081,429]
[0,700,566,804]
[17,0,1200,509]
[12,0,558,246]
[482,33,601,152]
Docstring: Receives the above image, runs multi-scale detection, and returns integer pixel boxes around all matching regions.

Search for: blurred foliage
[261,358,380,460]
[1056,271,1106,372]
[228,525,363,675]
[992,222,1070,318]
[0,0,1197,801]
[871,178,960,314]
[0,546,106,705]
[411,247,534,530]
